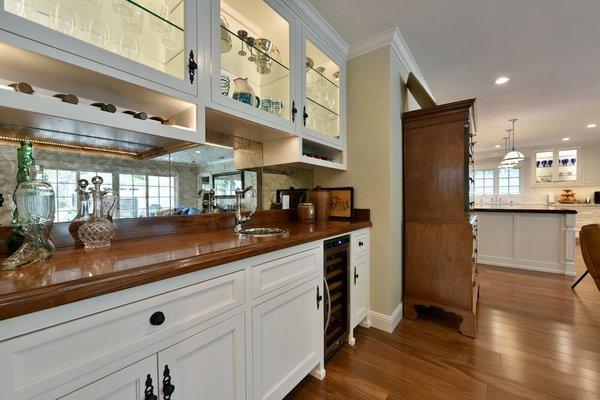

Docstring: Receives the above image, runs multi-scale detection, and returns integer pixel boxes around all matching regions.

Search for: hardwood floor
[286,247,600,400]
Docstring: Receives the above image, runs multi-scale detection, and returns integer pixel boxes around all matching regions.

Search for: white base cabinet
[348,229,371,345]
[0,238,340,400]
[252,278,322,400]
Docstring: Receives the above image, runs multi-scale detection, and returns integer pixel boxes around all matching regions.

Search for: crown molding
[349,27,434,100]
[288,0,350,59]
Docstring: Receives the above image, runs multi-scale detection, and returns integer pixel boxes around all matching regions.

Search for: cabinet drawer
[0,270,244,400]
[352,231,369,258]
[251,247,321,299]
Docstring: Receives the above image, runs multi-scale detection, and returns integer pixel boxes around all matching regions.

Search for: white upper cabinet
[210,0,298,132]
[301,26,345,148]
[0,0,198,95]
[532,148,581,186]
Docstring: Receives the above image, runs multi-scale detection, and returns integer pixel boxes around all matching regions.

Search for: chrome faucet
[234,186,256,233]
[198,189,216,213]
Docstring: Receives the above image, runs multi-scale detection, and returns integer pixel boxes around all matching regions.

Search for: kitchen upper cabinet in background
[1,0,199,95]
[531,146,600,186]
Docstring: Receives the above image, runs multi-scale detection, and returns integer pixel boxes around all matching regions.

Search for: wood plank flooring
[286,247,600,400]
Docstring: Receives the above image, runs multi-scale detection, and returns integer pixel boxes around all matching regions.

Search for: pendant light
[498,135,515,169]
[501,118,525,165]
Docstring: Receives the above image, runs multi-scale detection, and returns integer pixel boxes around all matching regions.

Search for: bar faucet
[198,189,216,213]
[234,186,256,233]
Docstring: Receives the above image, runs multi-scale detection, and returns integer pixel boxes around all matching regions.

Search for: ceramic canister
[298,202,315,221]
[309,186,330,222]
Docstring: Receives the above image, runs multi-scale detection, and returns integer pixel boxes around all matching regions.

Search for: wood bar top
[474,205,577,214]
[0,219,371,321]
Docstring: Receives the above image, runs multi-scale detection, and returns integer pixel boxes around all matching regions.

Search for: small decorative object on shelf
[9,141,36,253]
[558,188,576,204]
[237,30,249,56]
[1,165,55,270]
[53,93,79,104]
[302,152,335,162]
[91,102,117,113]
[306,56,314,70]
[220,75,231,96]
[8,82,34,94]
[69,179,91,242]
[123,110,148,120]
[571,158,576,165]
[220,16,233,54]
[78,176,117,249]
[309,186,330,222]
[149,116,175,125]
[298,202,316,221]
[536,160,541,167]
[232,77,259,107]
[548,160,553,167]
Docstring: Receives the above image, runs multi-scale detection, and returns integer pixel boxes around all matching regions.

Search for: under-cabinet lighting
[587,123,597,128]
[562,137,571,141]
[205,142,233,149]
[494,144,502,148]
[495,76,510,85]
[0,84,13,91]
[0,135,138,156]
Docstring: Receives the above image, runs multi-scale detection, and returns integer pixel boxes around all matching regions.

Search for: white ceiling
[307,0,600,150]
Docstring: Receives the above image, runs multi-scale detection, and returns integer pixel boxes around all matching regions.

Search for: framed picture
[326,187,354,220]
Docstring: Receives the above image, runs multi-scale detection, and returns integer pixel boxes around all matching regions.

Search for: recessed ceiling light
[587,123,597,128]
[195,150,201,154]
[494,144,502,148]
[495,76,510,85]
[562,137,570,141]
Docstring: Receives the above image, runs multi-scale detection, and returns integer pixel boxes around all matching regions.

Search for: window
[119,174,176,218]
[498,168,520,196]
[213,172,243,198]
[44,169,77,223]
[474,170,494,196]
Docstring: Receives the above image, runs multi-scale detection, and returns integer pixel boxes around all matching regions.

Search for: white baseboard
[368,302,402,333]
[480,257,577,276]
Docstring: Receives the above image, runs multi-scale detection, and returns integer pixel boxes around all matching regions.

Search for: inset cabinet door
[60,356,158,400]
[351,254,369,329]
[301,26,345,147]
[1,0,198,95]
[157,313,246,400]
[252,278,322,400]
[212,0,298,131]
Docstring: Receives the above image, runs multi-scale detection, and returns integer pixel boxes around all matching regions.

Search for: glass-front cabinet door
[302,28,344,146]
[1,0,197,94]
[213,0,295,130]
[533,148,579,185]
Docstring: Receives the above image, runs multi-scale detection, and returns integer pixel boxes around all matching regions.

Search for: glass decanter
[78,176,116,249]
[1,165,56,270]
[69,179,91,242]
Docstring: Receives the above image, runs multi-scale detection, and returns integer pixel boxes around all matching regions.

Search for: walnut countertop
[0,219,371,321]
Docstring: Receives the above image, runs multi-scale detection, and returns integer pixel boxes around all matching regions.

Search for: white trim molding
[368,302,402,334]
[348,27,434,100]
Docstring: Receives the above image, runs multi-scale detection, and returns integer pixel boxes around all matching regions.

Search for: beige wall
[315,46,412,315]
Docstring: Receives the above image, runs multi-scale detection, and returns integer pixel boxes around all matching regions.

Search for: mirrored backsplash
[0,127,314,226]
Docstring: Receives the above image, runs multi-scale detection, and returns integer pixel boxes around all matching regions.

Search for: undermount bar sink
[238,228,287,237]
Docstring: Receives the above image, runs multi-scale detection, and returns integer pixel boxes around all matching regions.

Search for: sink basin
[239,227,287,237]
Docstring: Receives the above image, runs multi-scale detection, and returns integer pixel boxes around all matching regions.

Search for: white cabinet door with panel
[60,356,158,400]
[156,313,245,400]
[211,0,299,132]
[252,277,323,400]
[0,0,198,95]
[350,254,369,330]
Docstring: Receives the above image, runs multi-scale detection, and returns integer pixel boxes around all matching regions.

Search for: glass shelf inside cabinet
[535,151,554,184]
[5,0,186,80]
[557,149,577,182]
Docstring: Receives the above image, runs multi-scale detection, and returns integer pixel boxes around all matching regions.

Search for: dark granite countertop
[474,205,577,214]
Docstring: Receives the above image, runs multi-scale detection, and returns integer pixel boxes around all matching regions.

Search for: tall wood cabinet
[402,99,479,338]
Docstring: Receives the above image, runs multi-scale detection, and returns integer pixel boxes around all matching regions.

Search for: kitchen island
[474,205,577,276]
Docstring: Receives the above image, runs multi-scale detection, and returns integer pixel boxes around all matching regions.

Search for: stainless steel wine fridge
[323,235,350,361]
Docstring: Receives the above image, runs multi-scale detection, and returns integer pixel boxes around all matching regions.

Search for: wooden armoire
[402,99,479,337]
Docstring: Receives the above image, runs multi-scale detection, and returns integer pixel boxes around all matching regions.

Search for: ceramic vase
[232,78,259,107]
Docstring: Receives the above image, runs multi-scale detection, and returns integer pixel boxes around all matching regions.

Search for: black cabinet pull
[316,286,323,309]
[162,365,175,400]
[292,100,297,122]
[354,267,359,285]
[188,50,198,84]
[358,241,364,247]
[303,106,308,126]
[144,374,158,400]
[150,311,165,326]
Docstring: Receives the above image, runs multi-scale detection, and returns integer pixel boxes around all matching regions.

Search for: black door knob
[150,311,165,326]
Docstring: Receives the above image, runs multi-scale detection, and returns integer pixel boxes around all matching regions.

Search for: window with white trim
[498,168,521,196]
[44,169,77,223]
[474,169,494,196]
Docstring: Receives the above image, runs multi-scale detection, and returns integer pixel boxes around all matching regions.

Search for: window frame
[473,166,523,198]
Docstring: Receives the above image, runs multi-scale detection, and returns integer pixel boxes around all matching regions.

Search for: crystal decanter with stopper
[68,179,90,242]
[78,176,116,249]
[1,165,55,270]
